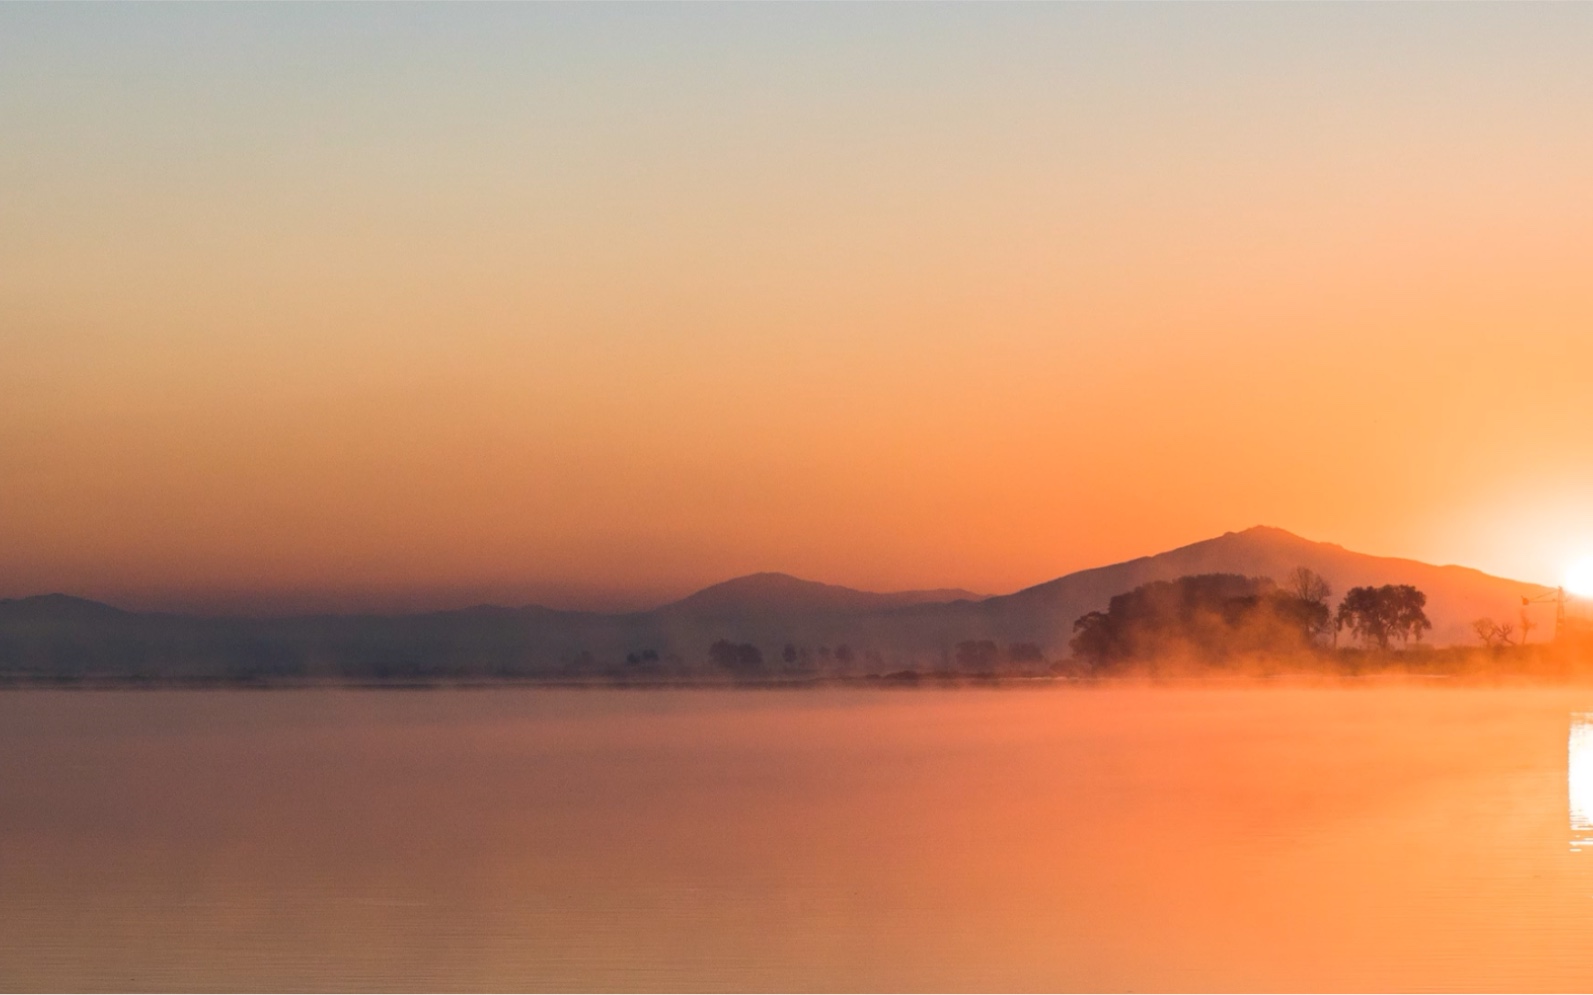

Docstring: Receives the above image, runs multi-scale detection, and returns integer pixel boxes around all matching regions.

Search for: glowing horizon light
[1568,559,1593,599]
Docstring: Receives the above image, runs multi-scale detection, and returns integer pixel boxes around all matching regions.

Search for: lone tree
[1336,585,1431,649]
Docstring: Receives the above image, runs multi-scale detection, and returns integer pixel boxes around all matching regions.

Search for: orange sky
[3,5,1592,612]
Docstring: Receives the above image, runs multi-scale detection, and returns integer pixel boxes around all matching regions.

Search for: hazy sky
[4,4,1593,612]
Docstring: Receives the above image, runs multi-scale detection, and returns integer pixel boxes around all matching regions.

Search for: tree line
[1069,568,1431,667]
[690,569,1435,676]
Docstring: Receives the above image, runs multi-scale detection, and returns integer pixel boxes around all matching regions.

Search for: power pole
[1523,587,1567,642]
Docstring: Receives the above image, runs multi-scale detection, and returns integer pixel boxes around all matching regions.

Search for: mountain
[0,528,1561,681]
[658,572,982,617]
[981,526,1556,647]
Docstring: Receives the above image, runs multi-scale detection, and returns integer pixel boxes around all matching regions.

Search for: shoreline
[3,671,1583,691]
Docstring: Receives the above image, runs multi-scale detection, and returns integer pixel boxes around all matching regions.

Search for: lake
[4,684,1593,991]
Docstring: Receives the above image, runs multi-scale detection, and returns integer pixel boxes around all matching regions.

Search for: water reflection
[6,689,1593,990]
[1571,714,1593,850]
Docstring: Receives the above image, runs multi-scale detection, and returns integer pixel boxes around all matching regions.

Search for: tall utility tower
[1523,587,1567,642]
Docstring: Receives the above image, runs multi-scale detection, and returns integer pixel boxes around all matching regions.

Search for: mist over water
[4,685,1593,992]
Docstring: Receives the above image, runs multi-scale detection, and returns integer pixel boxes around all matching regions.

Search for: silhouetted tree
[782,643,799,665]
[1391,586,1432,645]
[1337,588,1387,648]
[1285,567,1334,642]
[833,644,854,665]
[1286,566,1332,607]
[1473,617,1494,647]
[1336,585,1431,649]
[1473,617,1502,648]
[709,640,763,672]
[1474,618,1514,648]
[1069,611,1114,665]
[1069,574,1325,668]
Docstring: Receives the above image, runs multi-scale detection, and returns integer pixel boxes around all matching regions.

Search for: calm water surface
[4,685,1593,992]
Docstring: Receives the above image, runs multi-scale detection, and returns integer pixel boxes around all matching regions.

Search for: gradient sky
[4,4,1593,613]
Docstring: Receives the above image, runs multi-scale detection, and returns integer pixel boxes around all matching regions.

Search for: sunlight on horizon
[1567,559,1593,600]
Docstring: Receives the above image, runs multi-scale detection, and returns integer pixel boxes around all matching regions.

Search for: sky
[3,4,1593,613]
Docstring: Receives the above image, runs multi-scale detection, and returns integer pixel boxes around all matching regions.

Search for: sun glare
[1568,559,1593,599]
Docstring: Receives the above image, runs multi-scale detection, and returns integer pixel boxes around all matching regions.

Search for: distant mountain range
[0,527,1559,681]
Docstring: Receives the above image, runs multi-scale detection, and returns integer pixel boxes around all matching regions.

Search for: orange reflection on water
[3,685,1593,991]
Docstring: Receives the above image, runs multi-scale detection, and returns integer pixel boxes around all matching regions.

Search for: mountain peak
[1223,525,1311,543]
